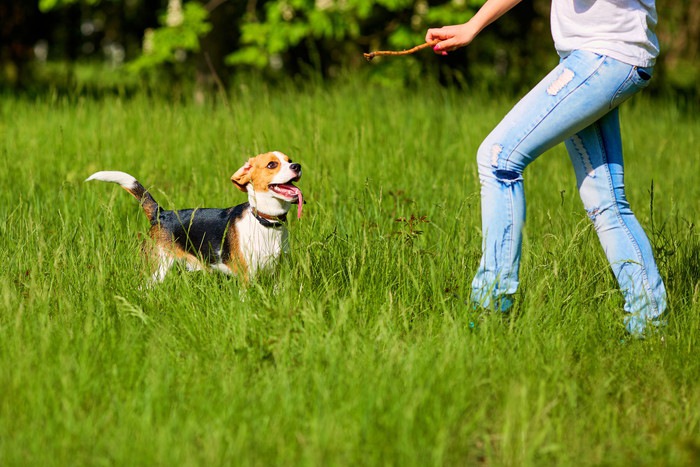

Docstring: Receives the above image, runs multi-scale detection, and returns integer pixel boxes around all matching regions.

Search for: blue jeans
[471,50,667,335]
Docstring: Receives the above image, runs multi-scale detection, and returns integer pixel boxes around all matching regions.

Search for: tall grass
[1,81,699,466]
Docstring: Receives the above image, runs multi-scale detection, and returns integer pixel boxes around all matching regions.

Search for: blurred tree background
[1,0,698,100]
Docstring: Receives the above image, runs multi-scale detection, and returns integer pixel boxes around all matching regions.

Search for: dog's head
[231,151,303,218]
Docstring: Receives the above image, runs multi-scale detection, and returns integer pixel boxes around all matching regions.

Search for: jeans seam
[505,183,514,293]
[609,66,636,109]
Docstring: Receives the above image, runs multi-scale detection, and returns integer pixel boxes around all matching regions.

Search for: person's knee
[477,141,523,180]
[477,140,504,170]
[584,191,634,225]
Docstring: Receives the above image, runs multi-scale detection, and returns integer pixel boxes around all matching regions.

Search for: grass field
[1,80,699,466]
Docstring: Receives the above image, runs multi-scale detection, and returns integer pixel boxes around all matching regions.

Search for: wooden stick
[364,40,440,61]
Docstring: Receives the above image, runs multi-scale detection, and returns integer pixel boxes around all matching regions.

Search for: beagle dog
[86,151,303,283]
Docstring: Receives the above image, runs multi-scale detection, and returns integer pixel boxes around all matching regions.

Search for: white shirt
[551,0,659,67]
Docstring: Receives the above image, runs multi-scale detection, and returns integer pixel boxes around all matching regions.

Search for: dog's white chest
[238,214,288,275]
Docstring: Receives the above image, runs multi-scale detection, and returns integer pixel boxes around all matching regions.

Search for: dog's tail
[86,171,160,222]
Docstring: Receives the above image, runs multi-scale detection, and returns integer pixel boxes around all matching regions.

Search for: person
[426,0,667,336]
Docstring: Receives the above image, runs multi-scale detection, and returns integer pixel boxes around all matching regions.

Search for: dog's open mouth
[269,183,304,218]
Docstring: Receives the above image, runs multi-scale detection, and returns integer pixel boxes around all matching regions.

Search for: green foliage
[25,0,700,97]
[227,0,482,69]
[127,1,212,73]
[38,0,101,12]
[665,58,700,92]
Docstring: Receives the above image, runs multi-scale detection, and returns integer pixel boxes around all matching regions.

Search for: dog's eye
[266,162,278,169]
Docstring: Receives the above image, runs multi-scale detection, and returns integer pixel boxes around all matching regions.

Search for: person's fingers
[426,30,455,54]
[426,25,461,42]
[434,37,459,52]
[425,28,448,43]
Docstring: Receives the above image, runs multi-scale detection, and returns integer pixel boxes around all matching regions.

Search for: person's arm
[426,0,522,53]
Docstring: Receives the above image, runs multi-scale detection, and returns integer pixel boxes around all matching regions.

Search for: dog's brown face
[232,151,303,217]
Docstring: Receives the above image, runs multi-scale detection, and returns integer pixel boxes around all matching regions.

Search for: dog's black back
[155,203,249,264]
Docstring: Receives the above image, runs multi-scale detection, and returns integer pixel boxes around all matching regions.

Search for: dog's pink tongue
[277,184,304,218]
[294,187,304,219]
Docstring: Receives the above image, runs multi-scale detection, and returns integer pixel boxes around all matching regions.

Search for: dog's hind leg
[184,255,206,272]
[150,248,175,285]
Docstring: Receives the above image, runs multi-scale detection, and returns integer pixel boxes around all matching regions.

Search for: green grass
[1,81,699,466]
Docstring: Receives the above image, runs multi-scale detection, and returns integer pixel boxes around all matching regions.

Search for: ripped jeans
[471,50,667,334]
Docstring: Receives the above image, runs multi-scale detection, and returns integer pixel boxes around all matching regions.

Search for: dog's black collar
[251,207,287,228]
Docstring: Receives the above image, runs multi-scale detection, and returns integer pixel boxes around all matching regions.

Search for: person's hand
[425,23,478,54]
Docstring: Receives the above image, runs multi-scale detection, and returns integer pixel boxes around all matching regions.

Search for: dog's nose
[290,163,301,172]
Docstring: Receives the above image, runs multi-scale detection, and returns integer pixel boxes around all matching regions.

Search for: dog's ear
[231,159,253,192]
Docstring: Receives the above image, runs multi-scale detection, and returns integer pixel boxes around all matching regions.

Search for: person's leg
[565,110,667,334]
[471,50,660,316]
